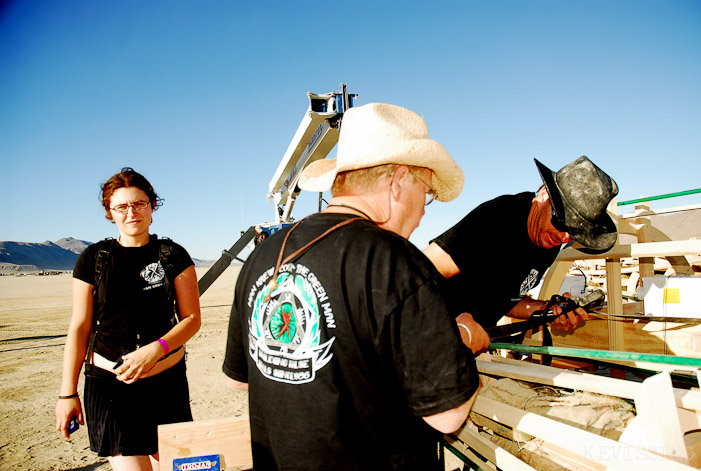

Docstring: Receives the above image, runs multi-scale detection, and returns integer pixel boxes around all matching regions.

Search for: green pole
[490,343,701,367]
[618,188,701,206]
[443,439,490,471]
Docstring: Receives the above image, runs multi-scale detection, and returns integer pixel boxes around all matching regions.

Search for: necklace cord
[327,201,391,225]
[265,216,365,300]
[326,203,373,221]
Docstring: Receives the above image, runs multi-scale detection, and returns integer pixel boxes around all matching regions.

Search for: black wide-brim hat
[535,156,619,254]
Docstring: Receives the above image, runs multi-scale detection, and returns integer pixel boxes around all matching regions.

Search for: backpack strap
[157,236,181,323]
[159,237,173,300]
[85,238,116,367]
[92,239,115,297]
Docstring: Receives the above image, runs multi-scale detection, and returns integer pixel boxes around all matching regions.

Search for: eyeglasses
[411,173,437,206]
[110,200,151,214]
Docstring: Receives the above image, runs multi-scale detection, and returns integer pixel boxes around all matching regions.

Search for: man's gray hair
[331,164,428,196]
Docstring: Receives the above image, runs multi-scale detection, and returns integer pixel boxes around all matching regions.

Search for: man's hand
[456,312,490,354]
[550,292,588,330]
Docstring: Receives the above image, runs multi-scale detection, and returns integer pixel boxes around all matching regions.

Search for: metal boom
[198,84,356,295]
[267,84,356,225]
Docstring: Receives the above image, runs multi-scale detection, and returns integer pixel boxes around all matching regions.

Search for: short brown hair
[100,167,162,221]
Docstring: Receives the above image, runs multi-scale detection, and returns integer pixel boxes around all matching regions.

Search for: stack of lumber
[445,354,701,470]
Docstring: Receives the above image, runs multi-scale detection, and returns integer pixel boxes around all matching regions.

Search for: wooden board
[685,432,701,468]
[556,239,701,262]
[449,425,536,471]
[158,416,252,470]
[547,316,701,358]
[472,357,701,468]
[618,373,688,461]
[477,356,701,412]
[605,259,625,351]
[444,434,499,471]
[471,396,696,470]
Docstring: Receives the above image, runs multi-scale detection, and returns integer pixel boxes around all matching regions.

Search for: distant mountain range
[1,210,697,274]
[0,238,213,274]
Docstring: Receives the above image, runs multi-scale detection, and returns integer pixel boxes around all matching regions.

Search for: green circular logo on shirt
[270,302,296,343]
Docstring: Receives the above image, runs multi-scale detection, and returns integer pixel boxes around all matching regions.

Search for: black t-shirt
[74,236,193,360]
[224,213,478,471]
[432,192,560,327]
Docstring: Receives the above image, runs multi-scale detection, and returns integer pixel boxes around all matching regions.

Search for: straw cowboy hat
[535,156,619,253]
[299,103,464,202]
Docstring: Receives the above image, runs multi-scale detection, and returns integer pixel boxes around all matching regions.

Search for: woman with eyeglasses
[55,167,201,471]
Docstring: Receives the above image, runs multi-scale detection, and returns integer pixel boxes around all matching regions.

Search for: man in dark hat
[423,156,619,353]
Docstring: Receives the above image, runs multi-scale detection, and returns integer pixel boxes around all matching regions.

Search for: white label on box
[641,276,701,318]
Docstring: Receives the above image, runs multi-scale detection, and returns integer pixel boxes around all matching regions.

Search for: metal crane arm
[198,84,356,296]
[266,84,356,225]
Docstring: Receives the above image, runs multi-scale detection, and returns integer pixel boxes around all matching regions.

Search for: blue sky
[2,0,700,260]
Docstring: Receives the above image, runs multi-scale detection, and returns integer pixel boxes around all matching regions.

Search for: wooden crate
[158,416,252,470]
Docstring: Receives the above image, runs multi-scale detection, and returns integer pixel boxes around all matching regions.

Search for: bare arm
[422,388,479,433]
[421,243,482,432]
[456,312,491,354]
[55,278,93,438]
[115,265,202,382]
[507,293,587,329]
[224,375,249,391]
[163,264,202,349]
[422,242,460,278]
[506,295,544,320]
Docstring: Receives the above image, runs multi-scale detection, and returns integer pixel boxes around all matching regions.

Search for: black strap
[91,238,115,297]
[85,238,116,366]
[264,216,365,302]
[541,323,554,366]
[157,238,180,324]
[58,392,79,399]
[158,237,173,298]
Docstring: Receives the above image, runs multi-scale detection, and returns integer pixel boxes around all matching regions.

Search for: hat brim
[300,139,464,202]
[535,159,617,253]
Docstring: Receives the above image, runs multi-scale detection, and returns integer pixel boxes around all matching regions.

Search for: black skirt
[84,357,193,457]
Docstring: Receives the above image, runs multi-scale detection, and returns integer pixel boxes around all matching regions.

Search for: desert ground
[0,266,248,471]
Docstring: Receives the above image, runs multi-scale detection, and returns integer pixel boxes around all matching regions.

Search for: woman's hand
[112,266,201,384]
[114,342,162,384]
[55,397,83,439]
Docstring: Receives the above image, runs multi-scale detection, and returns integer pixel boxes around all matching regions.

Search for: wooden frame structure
[446,200,701,470]
[538,202,701,356]
[446,354,701,470]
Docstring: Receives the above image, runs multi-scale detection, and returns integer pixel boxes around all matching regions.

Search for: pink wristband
[157,338,169,356]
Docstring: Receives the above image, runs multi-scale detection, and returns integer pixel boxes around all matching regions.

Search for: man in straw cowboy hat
[223,102,480,470]
[424,156,619,353]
